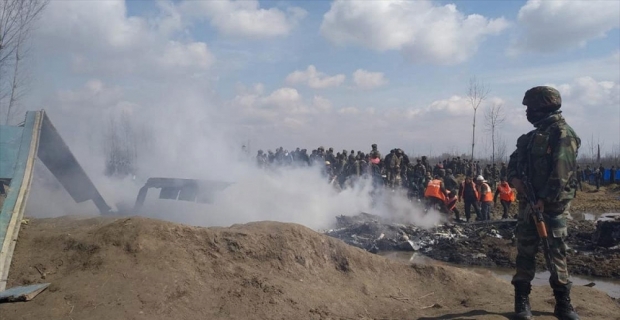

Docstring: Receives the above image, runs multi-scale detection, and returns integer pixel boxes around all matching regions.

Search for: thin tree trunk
[492,126,495,164]
[471,109,477,161]
[5,32,20,125]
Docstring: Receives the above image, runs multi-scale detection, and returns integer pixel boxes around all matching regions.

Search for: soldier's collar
[533,111,563,129]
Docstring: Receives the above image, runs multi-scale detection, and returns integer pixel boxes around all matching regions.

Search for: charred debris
[324,212,620,273]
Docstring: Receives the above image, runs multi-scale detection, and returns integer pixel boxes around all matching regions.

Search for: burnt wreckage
[132,177,232,213]
[325,212,620,273]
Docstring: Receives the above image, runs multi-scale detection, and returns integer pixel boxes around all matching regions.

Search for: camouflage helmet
[522,86,561,111]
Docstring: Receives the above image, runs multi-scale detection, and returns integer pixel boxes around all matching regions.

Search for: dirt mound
[2,216,619,320]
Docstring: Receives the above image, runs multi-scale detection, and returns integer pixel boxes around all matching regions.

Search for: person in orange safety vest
[424,174,448,214]
[494,177,516,219]
[458,176,482,222]
[476,175,493,221]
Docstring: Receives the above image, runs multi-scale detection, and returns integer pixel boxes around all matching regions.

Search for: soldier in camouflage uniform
[390,150,404,188]
[507,86,581,320]
[483,164,492,186]
[500,162,508,180]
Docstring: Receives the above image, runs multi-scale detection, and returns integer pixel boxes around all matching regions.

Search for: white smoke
[26,127,443,230]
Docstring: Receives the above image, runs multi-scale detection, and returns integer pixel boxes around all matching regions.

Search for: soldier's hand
[533,199,544,213]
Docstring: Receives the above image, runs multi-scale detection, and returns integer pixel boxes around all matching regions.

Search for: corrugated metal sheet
[0,111,41,291]
[0,126,24,179]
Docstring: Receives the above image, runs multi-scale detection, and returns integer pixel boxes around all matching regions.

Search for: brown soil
[570,184,620,215]
[2,216,619,320]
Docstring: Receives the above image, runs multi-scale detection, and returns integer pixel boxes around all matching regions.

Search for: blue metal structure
[0,110,110,291]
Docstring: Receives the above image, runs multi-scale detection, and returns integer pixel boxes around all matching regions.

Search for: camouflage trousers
[511,198,572,292]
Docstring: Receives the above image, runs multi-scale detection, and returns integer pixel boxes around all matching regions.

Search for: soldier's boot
[513,282,533,320]
[553,289,580,320]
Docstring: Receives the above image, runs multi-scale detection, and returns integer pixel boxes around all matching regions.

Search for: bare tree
[584,133,596,163]
[103,111,138,178]
[102,111,155,178]
[0,0,48,124]
[467,76,490,161]
[484,103,506,164]
[583,132,605,164]
[496,133,508,163]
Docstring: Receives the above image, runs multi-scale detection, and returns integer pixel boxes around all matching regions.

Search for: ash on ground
[325,213,620,278]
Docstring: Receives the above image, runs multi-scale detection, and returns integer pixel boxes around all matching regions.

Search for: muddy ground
[326,185,620,279]
[2,216,620,320]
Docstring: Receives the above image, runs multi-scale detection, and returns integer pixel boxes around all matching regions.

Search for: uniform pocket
[531,132,550,156]
[552,227,568,238]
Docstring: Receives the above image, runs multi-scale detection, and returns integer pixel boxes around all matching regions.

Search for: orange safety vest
[480,183,493,202]
[445,192,457,210]
[425,179,446,201]
[459,181,479,200]
[497,183,515,202]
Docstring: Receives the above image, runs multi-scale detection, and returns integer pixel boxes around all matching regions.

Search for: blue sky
[4,0,619,170]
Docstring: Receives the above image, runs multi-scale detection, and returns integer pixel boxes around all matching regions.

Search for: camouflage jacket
[412,163,426,177]
[390,154,402,170]
[370,149,382,160]
[507,113,580,203]
[444,174,459,193]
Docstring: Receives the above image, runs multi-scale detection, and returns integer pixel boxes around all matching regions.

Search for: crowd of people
[254,145,616,225]
[577,164,617,191]
[255,144,515,223]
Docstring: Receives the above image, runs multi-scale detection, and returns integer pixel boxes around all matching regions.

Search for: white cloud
[549,77,620,149]
[226,83,518,152]
[338,107,360,115]
[36,0,214,77]
[157,41,214,70]
[180,0,307,39]
[556,77,620,110]
[262,87,302,109]
[320,0,509,65]
[285,65,346,89]
[313,95,333,112]
[512,0,620,53]
[426,95,472,116]
[488,51,620,86]
[352,69,388,89]
[228,84,337,128]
